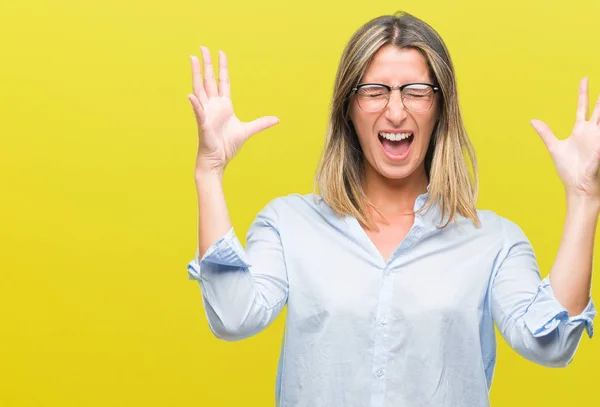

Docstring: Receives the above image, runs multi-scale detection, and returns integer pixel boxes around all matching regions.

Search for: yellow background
[1,0,598,405]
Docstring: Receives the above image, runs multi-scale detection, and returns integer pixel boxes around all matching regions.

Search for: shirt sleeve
[490,218,596,367]
[186,198,289,342]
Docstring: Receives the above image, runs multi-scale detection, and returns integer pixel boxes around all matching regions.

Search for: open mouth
[378,132,414,158]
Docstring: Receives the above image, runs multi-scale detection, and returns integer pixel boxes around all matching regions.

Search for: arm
[549,196,599,316]
[490,219,596,368]
[491,77,600,367]
[187,198,289,342]
[195,168,230,258]
[186,46,283,341]
[529,77,600,316]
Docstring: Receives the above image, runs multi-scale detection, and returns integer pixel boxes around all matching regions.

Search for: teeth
[379,132,413,141]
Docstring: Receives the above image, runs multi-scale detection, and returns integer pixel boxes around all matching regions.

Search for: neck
[363,162,429,216]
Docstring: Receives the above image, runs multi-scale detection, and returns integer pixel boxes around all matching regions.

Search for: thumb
[244,116,280,139]
[530,119,558,152]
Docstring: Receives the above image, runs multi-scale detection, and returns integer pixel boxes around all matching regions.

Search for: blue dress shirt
[187,190,596,407]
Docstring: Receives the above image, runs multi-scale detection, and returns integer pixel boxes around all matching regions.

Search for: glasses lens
[401,84,434,112]
[356,85,389,112]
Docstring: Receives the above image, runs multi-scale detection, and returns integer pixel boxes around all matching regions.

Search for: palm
[188,47,279,171]
[199,96,246,163]
[531,77,600,199]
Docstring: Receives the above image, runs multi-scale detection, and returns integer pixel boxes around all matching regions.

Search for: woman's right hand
[189,47,280,174]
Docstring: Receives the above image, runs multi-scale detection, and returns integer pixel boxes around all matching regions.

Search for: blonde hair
[315,11,479,229]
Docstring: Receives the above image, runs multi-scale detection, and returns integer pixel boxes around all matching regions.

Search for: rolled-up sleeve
[187,198,289,342]
[490,219,596,367]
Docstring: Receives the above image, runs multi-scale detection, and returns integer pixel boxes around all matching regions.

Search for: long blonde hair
[315,11,479,229]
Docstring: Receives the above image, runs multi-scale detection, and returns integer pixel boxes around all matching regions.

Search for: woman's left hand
[531,77,600,201]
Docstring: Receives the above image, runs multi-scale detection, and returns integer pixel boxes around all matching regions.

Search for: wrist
[194,159,225,180]
[195,167,224,182]
[565,193,600,217]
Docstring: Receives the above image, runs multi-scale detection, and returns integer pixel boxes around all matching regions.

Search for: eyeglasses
[351,82,440,113]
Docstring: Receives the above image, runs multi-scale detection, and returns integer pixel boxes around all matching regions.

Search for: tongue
[381,137,411,156]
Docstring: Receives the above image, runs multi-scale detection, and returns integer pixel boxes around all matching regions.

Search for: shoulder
[257,192,330,222]
[474,208,529,244]
[261,192,322,213]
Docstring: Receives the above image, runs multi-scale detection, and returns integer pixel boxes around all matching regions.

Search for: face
[349,45,440,183]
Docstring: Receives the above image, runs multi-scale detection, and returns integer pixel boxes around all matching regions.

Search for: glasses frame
[351,82,441,113]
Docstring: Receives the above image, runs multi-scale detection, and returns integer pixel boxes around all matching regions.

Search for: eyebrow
[360,79,431,85]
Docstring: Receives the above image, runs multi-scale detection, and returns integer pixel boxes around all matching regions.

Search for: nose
[383,89,408,123]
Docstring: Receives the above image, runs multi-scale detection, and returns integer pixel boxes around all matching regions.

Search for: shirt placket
[369,225,424,407]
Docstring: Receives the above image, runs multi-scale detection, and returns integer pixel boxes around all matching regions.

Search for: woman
[186,12,598,407]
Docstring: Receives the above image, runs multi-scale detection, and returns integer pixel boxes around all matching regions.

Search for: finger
[191,55,208,105]
[200,46,219,98]
[218,50,231,98]
[188,93,206,125]
[244,116,280,139]
[591,91,600,125]
[576,77,589,122]
[530,119,558,152]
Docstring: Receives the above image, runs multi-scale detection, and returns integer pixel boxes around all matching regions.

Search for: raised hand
[188,47,280,173]
[531,77,600,201]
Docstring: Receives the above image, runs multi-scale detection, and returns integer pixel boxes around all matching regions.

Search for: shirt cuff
[522,276,596,338]
[187,227,252,280]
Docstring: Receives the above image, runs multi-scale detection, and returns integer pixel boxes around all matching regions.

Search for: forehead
[361,45,431,84]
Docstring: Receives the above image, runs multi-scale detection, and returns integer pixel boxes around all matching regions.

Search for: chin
[381,168,416,181]
[374,160,420,181]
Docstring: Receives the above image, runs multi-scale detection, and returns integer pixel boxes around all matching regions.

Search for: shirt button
[380,317,388,325]
[376,369,384,377]
[384,269,391,276]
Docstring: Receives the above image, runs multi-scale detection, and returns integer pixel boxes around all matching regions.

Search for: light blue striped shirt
[187,190,596,407]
